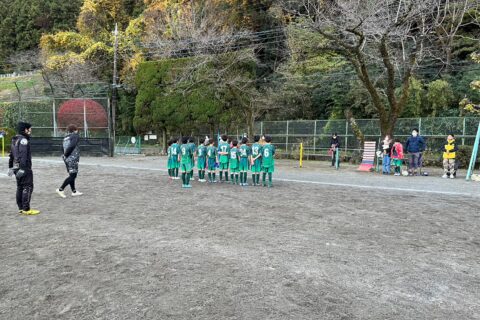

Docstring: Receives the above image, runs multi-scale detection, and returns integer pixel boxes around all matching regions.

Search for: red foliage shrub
[57,99,108,130]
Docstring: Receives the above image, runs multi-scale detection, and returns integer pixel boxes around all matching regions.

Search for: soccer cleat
[442,174,448,179]
[21,209,40,215]
[449,175,455,179]
[72,191,83,197]
[185,184,192,188]
[56,189,67,198]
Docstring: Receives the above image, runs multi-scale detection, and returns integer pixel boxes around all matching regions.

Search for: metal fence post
[286,120,289,152]
[462,117,466,145]
[313,120,317,154]
[83,98,88,138]
[419,118,422,134]
[52,100,57,137]
[345,120,348,153]
[260,121,263,135]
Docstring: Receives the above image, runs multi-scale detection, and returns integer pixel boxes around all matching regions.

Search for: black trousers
[15,169,33,211]
[60,172,77,192]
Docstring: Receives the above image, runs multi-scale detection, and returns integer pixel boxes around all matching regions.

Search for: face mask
[412,132,418,137]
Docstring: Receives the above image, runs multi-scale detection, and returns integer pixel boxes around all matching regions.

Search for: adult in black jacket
[330,133,341,167]
[56,124,83,198]
[8,122,39,215]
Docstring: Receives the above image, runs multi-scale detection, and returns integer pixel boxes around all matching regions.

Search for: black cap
[17,122,32,134]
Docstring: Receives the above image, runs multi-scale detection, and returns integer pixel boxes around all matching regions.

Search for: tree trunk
[162,129,166,154]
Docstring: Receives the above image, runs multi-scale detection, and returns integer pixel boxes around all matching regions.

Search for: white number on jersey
[252,146,258,155]
[264,149,270,157]
[182,147,186,155]
[230,151,236,159]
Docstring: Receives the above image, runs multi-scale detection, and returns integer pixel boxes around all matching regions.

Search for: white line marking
[34,159,478,197]
[276,178,476,197]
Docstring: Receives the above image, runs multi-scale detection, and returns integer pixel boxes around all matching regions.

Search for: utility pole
[111,23,119,157]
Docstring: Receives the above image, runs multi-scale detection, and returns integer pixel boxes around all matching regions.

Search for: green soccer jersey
[229,147,239,167]
[197,144,207,158]
[207,145,217,158]
[180,144,193,164]
[167,146,172,158]
[261,144,275,167]
[251,143,262,159]
[218,141,230,163]
[171,143,180,161]
[239,144,251,158]
[188,142,196,155]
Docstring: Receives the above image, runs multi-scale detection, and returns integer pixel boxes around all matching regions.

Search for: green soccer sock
[230,173,234,182]
[220,171,223,180]
[257,174,261,184]
[268,172,273,185]
[225,171,229,181]
[213,172,216,181]
[168,169,171,177]
[182,172,186,185]
[262,172,267,185]
[235,174,239,184]
[207,172,211,181]
[174,168,178,177]
[239,172,243,184]
[186,172,191,185]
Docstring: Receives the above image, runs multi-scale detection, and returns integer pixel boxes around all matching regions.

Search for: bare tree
[433,0,479,71]
[141,0,285,136]
[280,0,454,136]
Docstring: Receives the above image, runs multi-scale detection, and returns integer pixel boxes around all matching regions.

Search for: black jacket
[330,137,340,149]
[8,133,32,170]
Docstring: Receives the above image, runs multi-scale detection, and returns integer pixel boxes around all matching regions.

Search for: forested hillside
[1,0,479,137]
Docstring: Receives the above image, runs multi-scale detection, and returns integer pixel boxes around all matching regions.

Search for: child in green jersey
[250,135,263,186]
[167,139,173,179]
[217,134,230,182]
[261,135,275,187]
[206,140,218,183]
[180,136,193,188]
[239,137,251,186]
[229,139,240,184]
[188,137,196,181]
[171,137,181,180]
[196,137,207,182]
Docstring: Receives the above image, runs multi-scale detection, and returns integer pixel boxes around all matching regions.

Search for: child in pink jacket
[391,139,404,176]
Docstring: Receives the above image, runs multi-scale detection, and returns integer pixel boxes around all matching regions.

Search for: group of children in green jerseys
[167,134,275,188]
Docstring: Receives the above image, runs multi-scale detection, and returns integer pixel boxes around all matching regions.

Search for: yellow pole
[299,142,303,168]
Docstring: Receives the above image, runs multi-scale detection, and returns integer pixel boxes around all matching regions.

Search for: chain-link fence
[243,118,480,157]
[0,97,111,138]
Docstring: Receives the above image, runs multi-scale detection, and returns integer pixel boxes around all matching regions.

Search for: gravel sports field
[1,156,479,319]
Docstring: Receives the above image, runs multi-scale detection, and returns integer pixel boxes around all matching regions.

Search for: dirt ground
[1,156,479,320]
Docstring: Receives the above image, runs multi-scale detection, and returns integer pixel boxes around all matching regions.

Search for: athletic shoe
[72,191,83,197]
[442,174,448,179]
[212,180,217,183]
[21,209,40,215]
[185,184,192,188]
[449,175,455,179]
[394,173,400,176]
[56,189,67,198]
